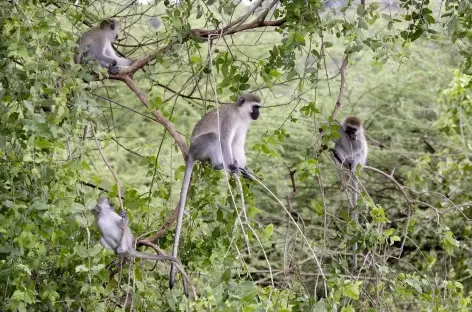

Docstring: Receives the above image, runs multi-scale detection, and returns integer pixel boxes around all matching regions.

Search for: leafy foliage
[1,0,472,311]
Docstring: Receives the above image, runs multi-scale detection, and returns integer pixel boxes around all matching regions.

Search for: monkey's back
[191,104,236,138]
[97,213,133,252]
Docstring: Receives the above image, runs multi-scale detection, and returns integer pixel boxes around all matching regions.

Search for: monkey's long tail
[169,160,194,297]
[133,250,196,298]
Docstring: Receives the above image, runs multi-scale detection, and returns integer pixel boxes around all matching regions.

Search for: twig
[91,125,127,248]
[138,240,197,299]
[331,55,349,120]
[91,125,124,210]
[137,204,180,244]
[253,177,327,281]
[234,174,251,255]
[364,165,412,258]
[77,180,125,199]
[121,76,189,158]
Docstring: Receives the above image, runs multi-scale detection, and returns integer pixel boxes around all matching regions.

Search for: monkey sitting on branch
[332,116,368,174]
[331,116,368,270]
[169,93,263,296]
[74,19,133,75]
[92,197,195,296]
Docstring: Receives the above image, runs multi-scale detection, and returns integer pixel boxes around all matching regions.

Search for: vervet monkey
[92,197,194,297]
[332,116,367,270]
[169,93,263,292]
[74,19,133,74]
[92,197,180,262]
[332,116,368,173]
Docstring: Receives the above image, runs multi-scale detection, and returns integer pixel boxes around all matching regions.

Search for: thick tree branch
[120,75,189,158]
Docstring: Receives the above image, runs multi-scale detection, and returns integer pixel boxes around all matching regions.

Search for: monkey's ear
[237,96,245,107]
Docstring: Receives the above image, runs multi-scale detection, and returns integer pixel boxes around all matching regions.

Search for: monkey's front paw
[116,247,127,254]
[228,164,239,174]
[119,210,128,219]
[108,65,120,74]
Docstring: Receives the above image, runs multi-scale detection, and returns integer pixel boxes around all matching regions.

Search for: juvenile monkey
[74,19,133,74]
[169,93,262,293]
[332,116,368,173]
[92,197,179,263]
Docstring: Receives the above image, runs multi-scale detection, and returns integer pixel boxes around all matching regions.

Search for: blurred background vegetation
[1,0,472,311]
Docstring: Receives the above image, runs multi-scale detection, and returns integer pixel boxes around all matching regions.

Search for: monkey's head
[100,19,120,41]
[92,197,112,216]
[237,93,262,121]
[342,116,363,141]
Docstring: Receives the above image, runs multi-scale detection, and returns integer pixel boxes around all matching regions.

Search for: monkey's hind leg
[190,133,225,170]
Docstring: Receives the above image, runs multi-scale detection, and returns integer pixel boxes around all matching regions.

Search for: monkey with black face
[332,116,367,270]
[74,19,133,75]
[169,93,262,295]
[332,116,368,174]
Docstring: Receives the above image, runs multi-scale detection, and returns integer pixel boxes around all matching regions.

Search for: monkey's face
[93,197,111,216]
[104,21,120,42]
[92,205,102,217]
[345,125,358,141]
[250,104,261,120]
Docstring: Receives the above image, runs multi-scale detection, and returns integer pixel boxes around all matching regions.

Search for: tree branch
[331,55,349,120]
[120,75,189,158]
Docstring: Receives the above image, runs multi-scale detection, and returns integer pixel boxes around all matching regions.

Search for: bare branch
[121,76,189,158]
[331,55,349,120]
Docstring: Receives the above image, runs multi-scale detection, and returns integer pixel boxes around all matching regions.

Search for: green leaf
[425,15,435,24]
[263,224,274,239]
[343,281,361,300]
[324,41,333,48]
[239,83,250,91]
[75,264,89,273]
[269,70,282,78]
[341,305,355,312]
[149,96,163,110]
[356,4,365,16]
[294,32,305,45]
[405,279,422,294]
[369,2,380,10]
[311,200,323,216]
[222,268,231,282]
[410,29,423,42]
[358,18,369,30]
[71,203,86,213]
[381,13,391,21]
[390,235,401,245]
[384,228,394,237]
